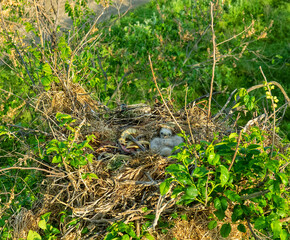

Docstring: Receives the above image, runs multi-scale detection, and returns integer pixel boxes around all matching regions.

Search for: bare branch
[208,2,216,119]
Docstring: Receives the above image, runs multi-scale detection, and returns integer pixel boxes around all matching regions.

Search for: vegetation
[0,0,289,239]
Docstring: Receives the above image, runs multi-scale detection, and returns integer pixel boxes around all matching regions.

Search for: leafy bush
[46,113,95,168]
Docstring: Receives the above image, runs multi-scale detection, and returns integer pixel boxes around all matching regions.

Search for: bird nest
[11,85,245,240]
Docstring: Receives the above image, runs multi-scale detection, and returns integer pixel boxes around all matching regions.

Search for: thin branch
[228,130,242,171]
[212,89,237,120]
[96,49,109,91]
[148,55,183,133]
[185,90,225,108]
[106,71,132,106]
[216,20,254,46]
[247,218,261,240]
[184,86,194,145]
[67,8,107,82]
[0,166,64,176]
[33,0,44,48]
[152,194,175,230]
[7,124,52,136]
[0,7,36,86]
[241,187,290,201]
[208,2,216,119]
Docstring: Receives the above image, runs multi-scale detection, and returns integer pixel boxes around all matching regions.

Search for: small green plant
[27,212,60,240]
[46,113,95,168]
[104,221,154,240]
[160,127,289,238]
[233,88,258,112]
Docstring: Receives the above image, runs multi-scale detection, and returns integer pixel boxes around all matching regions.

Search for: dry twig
[207,2,217,119]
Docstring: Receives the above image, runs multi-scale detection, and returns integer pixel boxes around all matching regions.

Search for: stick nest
[11,84,249,240]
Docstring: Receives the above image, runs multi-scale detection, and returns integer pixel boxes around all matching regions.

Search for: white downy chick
[150,128,184,157]
[162,135,184,148]
[159,128,172,138]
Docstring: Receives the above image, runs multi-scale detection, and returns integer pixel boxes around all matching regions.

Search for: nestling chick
[160,128,172,138]
[150,128,184,157]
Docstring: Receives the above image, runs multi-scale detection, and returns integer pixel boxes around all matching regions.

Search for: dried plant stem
[152,194,175,230]
[216,20,254,46]
[228,130,242,171]
[33,0,44,49]
[208,2,216,119]
[0,166,63,176]
[185,86,194,145]
[148,55,183,132]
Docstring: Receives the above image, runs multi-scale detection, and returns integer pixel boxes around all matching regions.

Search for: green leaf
[224,190,241,202]
[237,224,246,233]
[89,67,99,72]
[269,180,280,194]
[220,197,228,211]
[46,146,59,154]
[244,94,250,104]
[271,220,282,239]
[277,172,288,185]
[38,219,47,230]
[68,219,78,226]
[160,179,171,195]
[144,233,155,240]
[208,152,215,163]
[127,226,136,237]
[192,167,209,178]
[171,185,184,198]
[51,227,61,234]
[41,76,51,87]
[229,132,238,140]
[208,220,217,230]
[280,229,289,240]
[42,63,52,75]
[219,165,229,187]
[82,173,98,180]
[214,209,225,220]
[220,223,231,238]
[52,155,62,164]
[208,153,220,166]
[175,173,193,185]
[246,101,255,111]
[41,212,51,220]
[214,198,221,210]
[166,164,187,173]
[24,22,35,32]
[232,204,244,222]
[180,214,187,220]
[254,216,266,230]
[185,186,198,199]
[103,232,115,240]
[121,234,130,240]
[27,230,42,240]
[237,88,247,99]
[232,102,241,109]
